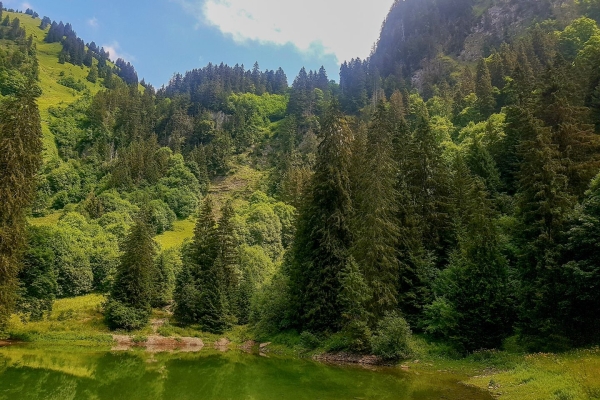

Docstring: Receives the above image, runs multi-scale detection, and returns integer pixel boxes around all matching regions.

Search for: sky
[5,0,395,87]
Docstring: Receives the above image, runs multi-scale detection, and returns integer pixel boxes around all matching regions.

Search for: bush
[57,76,86,92]
[104,299,150,331]
[370,312,413,360]
[146,199,176,234]
[299,331,321,349]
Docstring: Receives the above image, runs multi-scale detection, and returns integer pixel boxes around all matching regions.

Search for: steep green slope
[5,11,105,160]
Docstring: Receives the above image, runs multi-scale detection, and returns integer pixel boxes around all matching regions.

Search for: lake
[0,345,493,400]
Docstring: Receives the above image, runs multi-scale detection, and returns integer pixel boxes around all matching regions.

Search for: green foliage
[370,312,414,360]
[151,248,180,308]
[0,83,43,329]
[174,197,237,333]
[106,217,157,330]
[104,298,150,331]
[338,257,372,352]
[145,199,176,234]
[86,65,98,83]
[475,58,496,119]
[558,17,600,60]
[57,75,86,92]
[558,172,600,344]
[227,92,287,149]
[250,271,292,335]
[350,99,400,320]
[288,100,354,332]
[18,226,58,321]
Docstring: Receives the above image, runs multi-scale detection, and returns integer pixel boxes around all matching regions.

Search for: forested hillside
[2,0,600,361]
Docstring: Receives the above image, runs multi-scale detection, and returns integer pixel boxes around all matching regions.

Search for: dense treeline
[44,18,138,85]
[4,1,600,359]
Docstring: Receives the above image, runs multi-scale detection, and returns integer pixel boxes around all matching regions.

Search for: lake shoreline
[4,294,600,399]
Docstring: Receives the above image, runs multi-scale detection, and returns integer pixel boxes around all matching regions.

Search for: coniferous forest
[3,3,600,391]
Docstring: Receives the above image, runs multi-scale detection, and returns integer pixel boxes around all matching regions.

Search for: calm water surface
[0,345,492,400]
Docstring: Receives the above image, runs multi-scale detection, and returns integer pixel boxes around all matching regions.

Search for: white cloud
[88,17,99,29]
[102,41,135,62]
[174,0,395,63]
[21,2,32,10]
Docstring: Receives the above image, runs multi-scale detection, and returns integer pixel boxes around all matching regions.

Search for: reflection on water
[0,345,492,400]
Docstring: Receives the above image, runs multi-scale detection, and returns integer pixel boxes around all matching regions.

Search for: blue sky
[7,0,395,87]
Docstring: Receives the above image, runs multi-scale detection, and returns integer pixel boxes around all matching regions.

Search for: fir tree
[0,86,43,329]
[475,58,496,119]
[559,172,600,344]
[105,216,157,330]
[514,108,574,344]
[424,155,511,352]
[288,100,354,332]
[350,99,400,321]
[86,64,98,83]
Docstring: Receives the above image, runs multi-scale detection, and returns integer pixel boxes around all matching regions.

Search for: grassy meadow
[7,11,107,160]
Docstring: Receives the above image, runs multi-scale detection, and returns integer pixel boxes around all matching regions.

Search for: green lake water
[0,345,492,400]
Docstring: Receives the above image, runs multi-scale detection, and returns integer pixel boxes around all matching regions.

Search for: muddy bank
[112,335,204,352]
[0,340,21,347]
[313,352,386,366]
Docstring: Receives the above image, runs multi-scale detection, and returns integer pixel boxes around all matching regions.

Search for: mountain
[3,0,600,357]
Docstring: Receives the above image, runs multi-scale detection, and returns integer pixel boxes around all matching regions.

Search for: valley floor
[3,294,600,400]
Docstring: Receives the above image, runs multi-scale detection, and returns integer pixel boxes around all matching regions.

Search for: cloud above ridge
[174,0,394,63]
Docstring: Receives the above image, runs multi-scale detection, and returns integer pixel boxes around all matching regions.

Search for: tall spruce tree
[105,216,157,330]
[475,58,496,119]
[424,155,511,352]
[214,200,239,322]
[559,172,600,344]
[0,86,43,330]
[514,107,574,344]
[350,99,400,321]
[288,100,354,332]
[174,197,217,325]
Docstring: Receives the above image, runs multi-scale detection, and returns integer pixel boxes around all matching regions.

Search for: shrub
[370,311,413,360]
[299,331,321,349]
[57,76,86,92]
[104,299,150,331]
[146,199,176,234]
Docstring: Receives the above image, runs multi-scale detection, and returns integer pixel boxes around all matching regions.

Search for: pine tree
[0,86,43,329]
[174,197,217,323]
[214,200,239,321]
[453,66,475,116]
[559,172,600,344]
[536,56,600,198]
[424,155,511,352]
[351,99,400,321]
[514,108,574,344]
[288,100,354,332]
[105,216,157,330]
[397,98,452,327]
[86,64,98,83]
[174,197,233,333]
[193,197,218,273]
[339,257,372,351]
[111,218,156,308]
[475,58,496,119]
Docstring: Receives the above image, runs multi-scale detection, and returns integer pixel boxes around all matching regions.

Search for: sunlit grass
[28,211,62,227]
[8,294,112,345]
[466,349,600,400]
[6,12,106,160]
[154,218,195,250]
